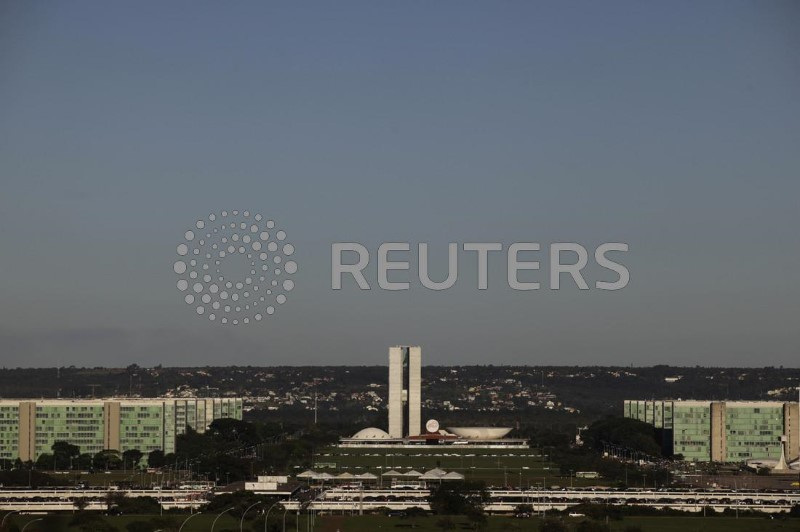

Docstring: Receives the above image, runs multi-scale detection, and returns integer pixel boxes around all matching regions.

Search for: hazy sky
[1,2,798,367]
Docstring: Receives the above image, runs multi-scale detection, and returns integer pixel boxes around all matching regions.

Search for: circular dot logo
[173,211,296,325]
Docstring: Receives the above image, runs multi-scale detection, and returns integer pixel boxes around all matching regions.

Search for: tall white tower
[388,347,404,438]
[387,346,422,438]
[408,346,422,436]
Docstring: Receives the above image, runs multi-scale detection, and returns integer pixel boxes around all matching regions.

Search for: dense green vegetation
[0,418,342,487]
[157,418,341,483]
[583,418,663,457]
[537,417,673,488]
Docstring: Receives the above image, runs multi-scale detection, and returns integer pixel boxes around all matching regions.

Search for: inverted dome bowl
[446,427,512,440]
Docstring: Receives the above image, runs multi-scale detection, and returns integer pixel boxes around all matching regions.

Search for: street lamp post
[211,507,235,532]
[178,512,201,532]
[282,506,289,532]
[294,502,309,532]
[264,501,281,532]
[537,482,543,518]
[22,519,44,532]
[240,501,263,532]
[1,510,21,528]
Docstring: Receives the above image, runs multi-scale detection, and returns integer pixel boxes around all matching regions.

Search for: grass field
[311,447,599,488]
[314,515,800,532]
[7,512,303,531]
[7,513,799,532]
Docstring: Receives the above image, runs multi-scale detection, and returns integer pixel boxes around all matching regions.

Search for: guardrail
[294,487,800,514]
[0,489,207,511]
[2,486,797,515]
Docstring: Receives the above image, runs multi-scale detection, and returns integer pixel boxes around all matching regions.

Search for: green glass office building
[624,399,799,463]
[0,397,242,462]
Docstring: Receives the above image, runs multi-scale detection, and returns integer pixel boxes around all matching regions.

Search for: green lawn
[7,513,798,532]
[612,516,800,531]
[314,515,800,532]
[7,512,293,531]
[311,447,599,488]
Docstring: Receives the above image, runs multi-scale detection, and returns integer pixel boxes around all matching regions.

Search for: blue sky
[1,1,798,367]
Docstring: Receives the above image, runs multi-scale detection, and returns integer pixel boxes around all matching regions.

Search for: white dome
[351,427,392,440]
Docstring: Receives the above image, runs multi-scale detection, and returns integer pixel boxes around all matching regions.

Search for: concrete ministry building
[0,397,242,462]
[624,399,799,463]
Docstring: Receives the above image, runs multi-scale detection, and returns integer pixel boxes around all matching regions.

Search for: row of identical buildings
[624,399,799,463]
[0,398,242,462]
